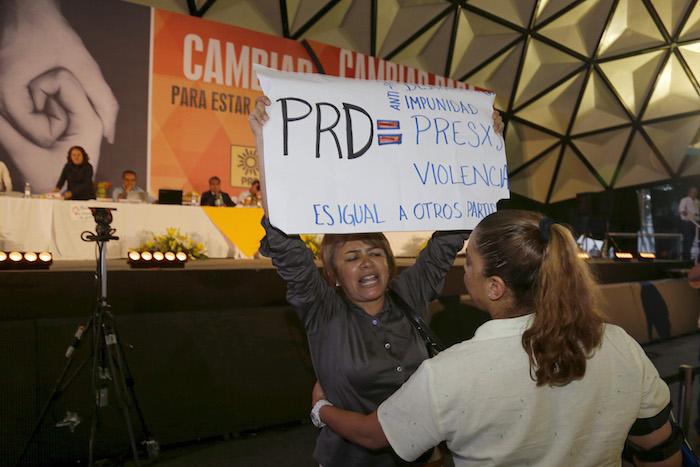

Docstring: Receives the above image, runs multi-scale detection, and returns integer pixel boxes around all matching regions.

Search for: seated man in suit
[201,176,236,207]
[112,170,155,203]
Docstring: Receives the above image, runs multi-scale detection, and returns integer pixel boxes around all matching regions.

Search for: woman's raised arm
[248,95,271,214]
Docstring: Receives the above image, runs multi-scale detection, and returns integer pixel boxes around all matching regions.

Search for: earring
[487,293,492,299]
[336,282,340,287]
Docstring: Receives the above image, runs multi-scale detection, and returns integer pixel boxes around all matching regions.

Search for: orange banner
[150,10,313,199]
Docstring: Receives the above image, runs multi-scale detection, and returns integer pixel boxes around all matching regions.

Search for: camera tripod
[17,208,157,466]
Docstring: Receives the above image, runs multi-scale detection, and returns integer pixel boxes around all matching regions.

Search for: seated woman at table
[312,209,681,467]
[0,160,11,192]
[250,95,505,466]
[52,145,95,200]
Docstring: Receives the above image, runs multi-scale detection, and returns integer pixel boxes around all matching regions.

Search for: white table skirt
[0,197,241,260]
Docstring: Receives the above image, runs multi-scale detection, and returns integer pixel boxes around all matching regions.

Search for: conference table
[0,195,437,260]
[0,196,266,260]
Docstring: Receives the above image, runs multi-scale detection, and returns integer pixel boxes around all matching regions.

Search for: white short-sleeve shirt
[378,315,670,467]
[679,195,699,222]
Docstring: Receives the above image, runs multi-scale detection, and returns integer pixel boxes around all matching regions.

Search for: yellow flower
[132,227,208,260]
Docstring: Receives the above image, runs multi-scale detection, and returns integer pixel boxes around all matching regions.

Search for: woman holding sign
[250,95,503,467]
[310,210,679,466]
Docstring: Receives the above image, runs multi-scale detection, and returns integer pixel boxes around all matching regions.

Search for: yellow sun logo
[237,148,258,176]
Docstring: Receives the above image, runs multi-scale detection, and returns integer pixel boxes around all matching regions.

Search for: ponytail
[522,222,605,386]
[473,210,606,387]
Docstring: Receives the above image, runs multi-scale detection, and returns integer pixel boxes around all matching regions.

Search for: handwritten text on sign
[254,64,509,233]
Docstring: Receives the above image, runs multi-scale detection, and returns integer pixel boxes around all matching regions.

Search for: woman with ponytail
[312,210,681,466]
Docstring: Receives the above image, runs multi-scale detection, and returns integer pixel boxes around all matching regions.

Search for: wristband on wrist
[310,399,333,428]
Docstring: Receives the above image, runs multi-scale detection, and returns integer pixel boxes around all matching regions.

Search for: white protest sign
[254,64,509,234]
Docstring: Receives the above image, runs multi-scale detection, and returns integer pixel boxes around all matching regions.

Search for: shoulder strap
[388,288,445,356]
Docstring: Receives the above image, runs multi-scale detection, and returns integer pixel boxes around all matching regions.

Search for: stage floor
[117,332,700,467]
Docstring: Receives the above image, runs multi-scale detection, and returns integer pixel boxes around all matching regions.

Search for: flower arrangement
[132,227,207,260]
[300,234,321,259]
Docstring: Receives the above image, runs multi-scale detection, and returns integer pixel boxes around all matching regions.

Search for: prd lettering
[277,97,374,160]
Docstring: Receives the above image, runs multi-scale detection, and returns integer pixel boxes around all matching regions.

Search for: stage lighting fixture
[127,250,187,268]
[614,252,633,261]
[638,252,655,262]
[38,252,52,263]
[0,251,53,269]
[577,252,590,260]
[24,252,38,262]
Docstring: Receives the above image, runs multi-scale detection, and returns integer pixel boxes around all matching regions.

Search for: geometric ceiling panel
[451,11,523,79]
[290,0,341,35]
[391,19,447,74]
[468,0,537,29]
[598,50,665,116]
[206,0,282,36]
[516,73,586,134]
[534,0,581,27]
[375,0,399,50]
[549,147,606,203]
[538,0,614,57]
[465,42,524,109]
[649,0,694,37]
[377,2,452,57]
[598,0,666,59]
[505,121,561,170]
[644,53,700,119]
[410,16,453,76]
[513,39,584,108]
[679,43,700,80]
[297,3,357,53]
[336,1,373,55]
[574,128,633,185]
[679,3,700,41]
[573,128,632,186]
[509,147,561,203]
[572,71,631,134]
[644,116,700,173]
[682,151,700,176]
[614,132,671,188]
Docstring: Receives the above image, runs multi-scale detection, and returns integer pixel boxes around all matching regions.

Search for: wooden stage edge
[20,256,695,275]
[0,256,692,321]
